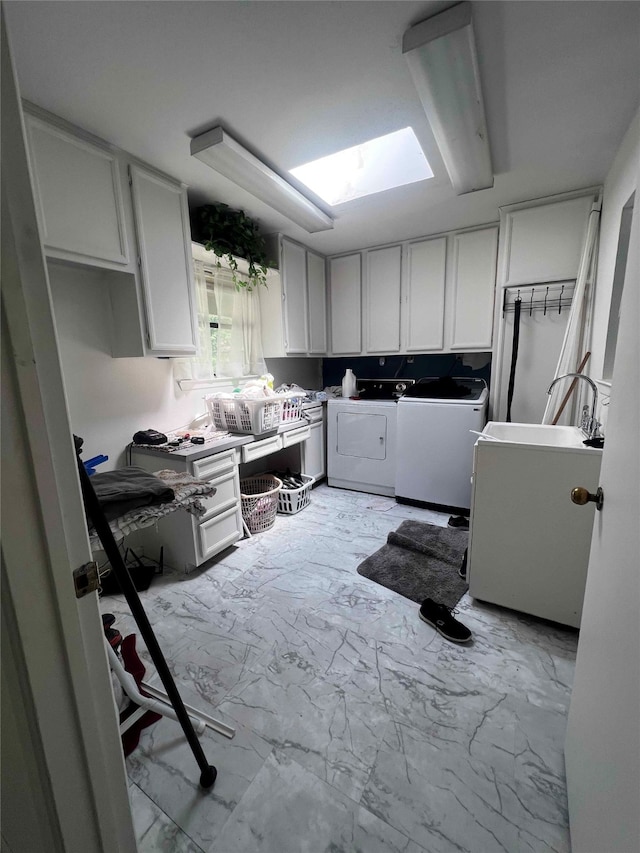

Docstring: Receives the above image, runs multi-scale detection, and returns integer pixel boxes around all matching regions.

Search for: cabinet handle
[570,485,604,511]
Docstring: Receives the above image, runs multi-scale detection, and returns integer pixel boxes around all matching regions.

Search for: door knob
[571,486,604,511]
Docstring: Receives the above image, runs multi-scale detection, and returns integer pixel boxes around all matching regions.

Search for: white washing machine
[395,377,488,511]
[327,398,398,497]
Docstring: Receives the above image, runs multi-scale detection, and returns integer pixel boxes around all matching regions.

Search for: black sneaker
[448,515,469,529]
[419,598,472,644]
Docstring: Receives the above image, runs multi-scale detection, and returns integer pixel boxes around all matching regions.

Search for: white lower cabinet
[131,447,243,574]
[301,406,326,482]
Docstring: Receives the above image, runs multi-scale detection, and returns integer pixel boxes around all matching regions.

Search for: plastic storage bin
[277,474,313,515]
[240,475,282,533]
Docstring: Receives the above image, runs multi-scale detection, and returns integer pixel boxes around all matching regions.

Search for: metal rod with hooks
[503,281,574,316]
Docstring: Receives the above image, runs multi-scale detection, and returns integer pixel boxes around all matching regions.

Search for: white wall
[49,264,324,470]
[49,263,206,469]
[590,110,639,381]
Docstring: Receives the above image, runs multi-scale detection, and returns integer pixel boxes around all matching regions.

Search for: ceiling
[5,1,640,257]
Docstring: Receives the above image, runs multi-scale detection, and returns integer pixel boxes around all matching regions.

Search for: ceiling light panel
[190,126,333,233]
[403,1,494,195]
[290,127,433,207]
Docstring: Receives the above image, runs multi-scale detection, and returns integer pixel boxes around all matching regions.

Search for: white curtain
[212,273,266,378]
[190,258,216,381]
[174,261,266,383]
[542,192,602,423]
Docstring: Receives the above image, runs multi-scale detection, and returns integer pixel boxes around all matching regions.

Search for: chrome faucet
[547,373,601,439]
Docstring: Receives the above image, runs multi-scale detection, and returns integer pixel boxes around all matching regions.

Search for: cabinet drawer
[282,424,311,447]
[192,448,236,480]
[199,470,240,522]
[197,504,242,563]
[241,434,283,463]
[304,406,324,424]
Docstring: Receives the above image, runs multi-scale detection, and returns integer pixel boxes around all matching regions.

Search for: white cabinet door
[302,418,326,482]
[129,164,197,355]
[329,254,361,354]
[366,246,401,353]
[24,113,129,267]
[449,226,498,350]
[307,250,327,353]
[500,195,594,286]
[258,269,286,358]
[281,237,308,354]
[405,237,446,351]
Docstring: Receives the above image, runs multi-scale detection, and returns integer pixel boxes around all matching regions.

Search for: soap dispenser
[342,368,357,398]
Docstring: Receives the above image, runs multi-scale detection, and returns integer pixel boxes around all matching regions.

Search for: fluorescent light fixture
[403,1,493,195]
[290,127,433,206]
[191,126,333,233]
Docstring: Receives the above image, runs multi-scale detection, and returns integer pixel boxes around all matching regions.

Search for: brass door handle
[571,486,604,511]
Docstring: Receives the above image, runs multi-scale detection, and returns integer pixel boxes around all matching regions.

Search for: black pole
[75,448,217,789]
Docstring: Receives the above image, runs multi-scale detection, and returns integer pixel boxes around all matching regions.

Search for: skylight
[290,127,433,207]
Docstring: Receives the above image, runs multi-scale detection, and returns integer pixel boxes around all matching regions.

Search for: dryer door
[337,411,387,460]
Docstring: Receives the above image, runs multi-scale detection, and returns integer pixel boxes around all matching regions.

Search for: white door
[564,182,639,851]
[2,14,137,851]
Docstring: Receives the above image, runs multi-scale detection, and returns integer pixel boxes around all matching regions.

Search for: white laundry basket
[240,475,283,533]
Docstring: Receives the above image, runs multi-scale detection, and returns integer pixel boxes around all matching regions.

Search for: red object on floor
[119,634,162,757]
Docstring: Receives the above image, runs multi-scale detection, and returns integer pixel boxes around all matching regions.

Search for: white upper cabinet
[328,223,497,357]
[259,236,327,357]
[499,194,595,286]
[23,107,198,358]
[129,164,197,355]
[404,236,447,351]
[366,246,401,353]
[281,237,309,354]
[24,112,129,267]
[329,254,361,355]
[448,225,498,350]
[306,250,327,354]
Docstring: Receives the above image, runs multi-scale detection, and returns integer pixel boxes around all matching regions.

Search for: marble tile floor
[103,484,579,853]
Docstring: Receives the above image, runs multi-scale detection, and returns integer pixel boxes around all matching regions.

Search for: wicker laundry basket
[240,475,282,533]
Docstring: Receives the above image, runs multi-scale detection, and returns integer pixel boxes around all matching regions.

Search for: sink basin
[481,421,592,449]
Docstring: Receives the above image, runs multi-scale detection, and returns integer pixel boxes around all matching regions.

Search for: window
[290,127,433,206]
[175,258,266,386]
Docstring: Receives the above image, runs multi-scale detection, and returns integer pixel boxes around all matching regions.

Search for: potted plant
[194,202,271,290]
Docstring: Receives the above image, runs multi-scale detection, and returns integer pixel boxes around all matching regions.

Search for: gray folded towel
[90,467,175,521]
[387,519,467,566]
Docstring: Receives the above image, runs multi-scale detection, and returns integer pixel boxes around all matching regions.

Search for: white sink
[481,421,591,449]
[469,420,603,627]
